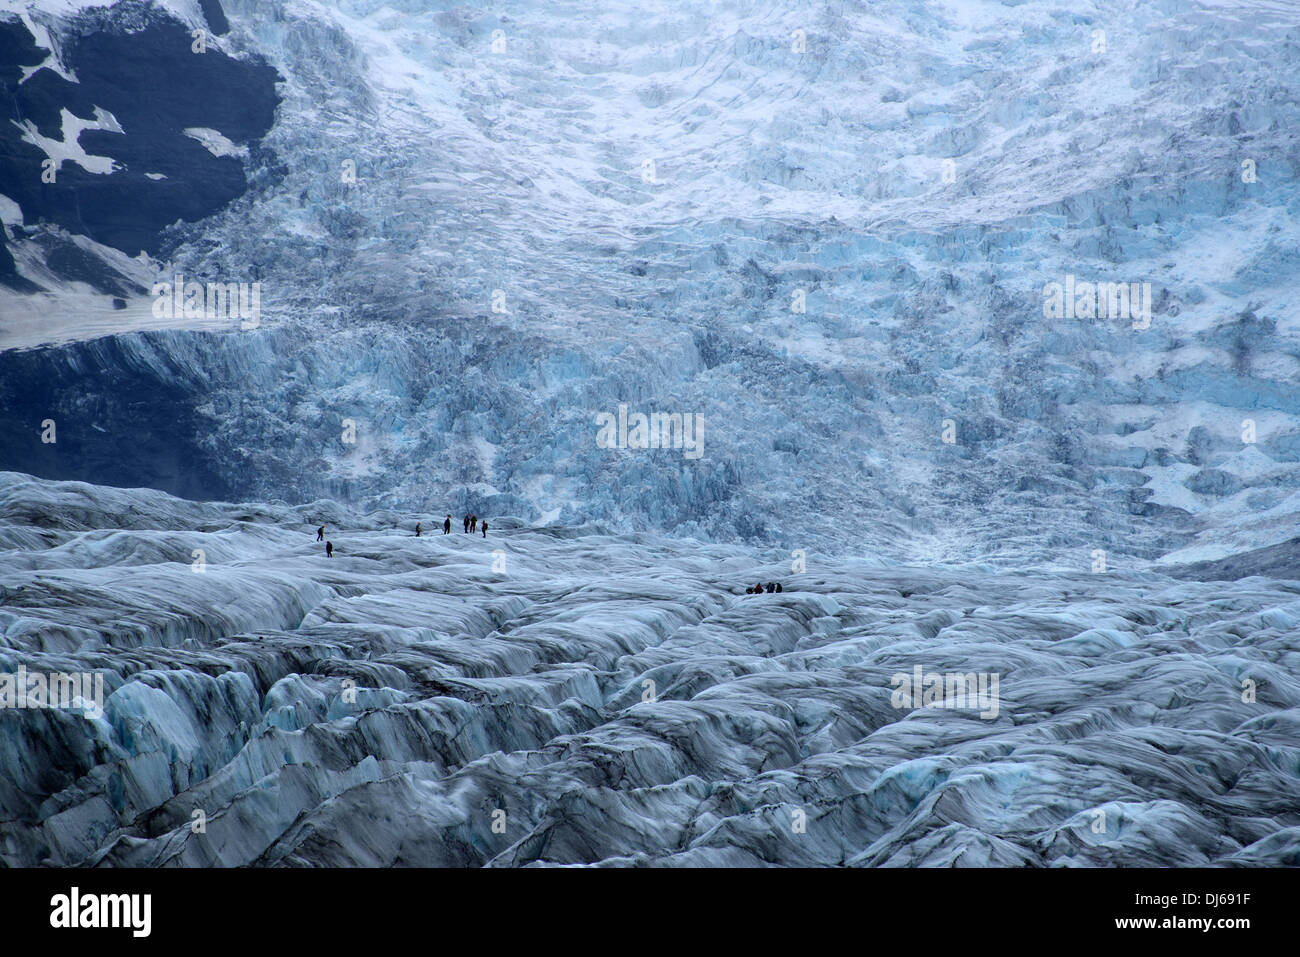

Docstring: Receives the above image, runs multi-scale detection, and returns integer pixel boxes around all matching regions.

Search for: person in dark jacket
[325,541,334,558]
[444,515,452,534]
[471,515,478,533]
[317,525,325,541]
[416,522,422,537]
[481,519,488,538]
[775,582,783,592]
[464,514,470,533]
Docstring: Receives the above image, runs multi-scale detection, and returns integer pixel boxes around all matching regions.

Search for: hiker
[444,515,451,534]
[775,582,783,592]
[317,525,325,541]
[464,514,470,533]
[325,541,333,558]
[481,519,488,538]
[471,515,478,533]
[416,522,422,537]
[766,582,775,593]
[754,582,764,594]
[744,586,753,594]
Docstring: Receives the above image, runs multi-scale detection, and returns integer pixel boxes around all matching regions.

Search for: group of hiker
[417,514,487,537]
[315,524,334,557]
[312,520,780,600]
[315,512,488,557]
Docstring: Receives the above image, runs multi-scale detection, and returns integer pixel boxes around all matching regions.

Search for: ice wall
[0,0,1297,566]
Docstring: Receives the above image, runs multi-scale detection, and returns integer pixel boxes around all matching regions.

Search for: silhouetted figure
[444,515,451,534]
[481,520,488,538]
[317,525,325,541]
[471,515,478,533]
[766,582,775,593]
[416,522,422,537]
[755,582,764,594]
[744,586,753,594]
[464,514,470,533]
[325,541,333,558]
[775,583,783,592]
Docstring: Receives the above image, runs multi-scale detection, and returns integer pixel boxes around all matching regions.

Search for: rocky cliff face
[0,3,280,285]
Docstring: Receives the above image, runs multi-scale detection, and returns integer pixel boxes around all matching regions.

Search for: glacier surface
[1,472,1299,867]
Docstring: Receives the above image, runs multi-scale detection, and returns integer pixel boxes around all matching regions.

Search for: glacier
[0,0,1297,563]
[2,470,1300,868]
[1,471,1299,867]
[1,0,1299,868]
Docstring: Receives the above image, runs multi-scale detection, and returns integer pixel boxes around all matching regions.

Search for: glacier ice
[1,472,1299,867]
[0,0,1297,566]
[1,0,1299,869]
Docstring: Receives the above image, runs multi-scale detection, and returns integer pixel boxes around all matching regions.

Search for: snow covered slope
[1,0,1298,566]
[1,472,1298,866]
